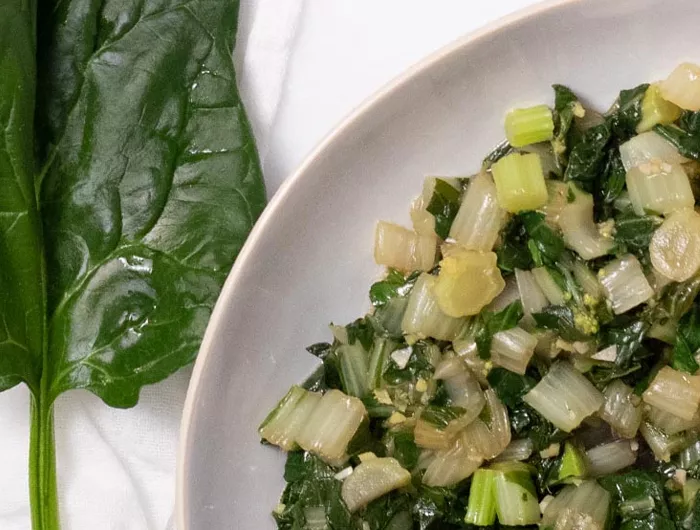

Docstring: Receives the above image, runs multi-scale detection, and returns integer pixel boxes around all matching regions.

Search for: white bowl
[177,0,700,527]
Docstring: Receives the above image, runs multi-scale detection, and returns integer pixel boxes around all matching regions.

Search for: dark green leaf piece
[426,179,461,239]
[672,304,700,374]
[475,301,524,359]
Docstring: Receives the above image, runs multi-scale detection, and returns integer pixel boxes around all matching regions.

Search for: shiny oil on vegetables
[260,63,700,529]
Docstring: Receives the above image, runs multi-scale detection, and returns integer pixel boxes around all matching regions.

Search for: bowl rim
[175,0,580,526]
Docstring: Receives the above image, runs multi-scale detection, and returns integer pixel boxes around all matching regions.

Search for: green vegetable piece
[504,105,555,147]
[638,84,682,133]
[551,84,582,169]
[465,468,497,526]
[608,83,650,141]
[672,304,700,374]
[0,0,267,525]
[491,153,548,213]
[558,441,587,482]
[426,179,462,239]
[475,301,524,359]
[564,122,612,191]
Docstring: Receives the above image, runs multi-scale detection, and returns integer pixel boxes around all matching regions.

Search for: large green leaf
[0,0,45,395]
[0,0,266,526]
[36,0,266,406]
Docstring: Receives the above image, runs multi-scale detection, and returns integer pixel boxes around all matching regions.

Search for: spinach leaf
[520,211,565,265]
[475,301,524,359]
[370,269,419,307]
[596,151,627,219]
[672,304,700,374]
[383,342,435,385]
[551,84,580,167]
[496,216,534,273]
[614,209,661,252]
[564,122,612,192]
[599,471,676,530]
[483,139,514,169]
[655,124,700,160]
[426,179,462,239]
[532,305,591,342]
[389,431,420,470]
[275,452,357,529]
[420,405,466,429]
[487,367,536,407]
[608,84,649,141]
[306,342,343,391]
[0,0,267,525]
[0,0,45,395]
[602,319,649,368]
[509,402,566,452]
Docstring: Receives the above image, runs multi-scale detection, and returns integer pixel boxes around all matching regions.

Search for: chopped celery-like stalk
[296,389,367,466]
[532,267,566,305]
[523,361,603,432]
[504,105,554,147]
[493,438,534,463]
[449,172,506,251]
[680,441,700,469]
[491,152,548,213]
[637,83,682,133]
[661,62,700,111]
[626,161,693,216]
[341,457,411,513]
[515,269,548,319]
[558,188,613,260]
[374,221,437,272]
[619,131,686,172]
[422,431,483,487]
[639,421,689,462]
[599,254,654,315]
[338,344,369,398]
[619,496,656,519]
[684,479,700,506]
[490,327,537,375]
[642,366,700,421]
[492,462,540,526]
[650,208,700,282]
[542,481,610,530]
[646,403,700,435]
[401,273,466,341]
[559,441,587,481]
[259,385,322,451]
[600,380,642,439]
[586,441,637,477]
[367,338,394,390]
[432,246,505,317]
[465,469,497,526]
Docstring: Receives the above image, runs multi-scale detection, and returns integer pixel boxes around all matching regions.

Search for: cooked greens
[0,0,265,527]
[261,63,700,528]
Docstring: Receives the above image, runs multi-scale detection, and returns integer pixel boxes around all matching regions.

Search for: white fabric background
[0,0,537,528]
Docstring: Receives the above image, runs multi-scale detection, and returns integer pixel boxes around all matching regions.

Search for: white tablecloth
[0,1,536,528]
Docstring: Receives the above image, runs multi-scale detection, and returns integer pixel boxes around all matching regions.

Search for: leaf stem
[29,393,59,530]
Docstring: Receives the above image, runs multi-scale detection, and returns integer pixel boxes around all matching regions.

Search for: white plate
[177,0,700,527]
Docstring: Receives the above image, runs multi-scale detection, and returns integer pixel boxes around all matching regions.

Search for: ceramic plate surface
[178,0,700,527]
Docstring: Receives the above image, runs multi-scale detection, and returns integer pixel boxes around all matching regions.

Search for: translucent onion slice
[401,274,466,341]
[515,269,548,318]
[600,379,642,439]
[432,246,505,317]
[436,358,486,414]
[642,366,700,421]
[541,481,610,530]
[650,208,700,282]
[523,361,603,432]
[626,162,694,216]
[492,438,534,463]
[258,386,323,451]
[645,404,700,436]
[558,189,613,259]
[296,389,367,466]
[449,173,506,251]
[422,434,483,487]
[619,131,687,172]
[598,254,654,315]
[341,457,411,512]
[374,221,437,272]
[490,327,537,375]
[661,62,700,111]
[532,267,566,305]
[586,441,637,477]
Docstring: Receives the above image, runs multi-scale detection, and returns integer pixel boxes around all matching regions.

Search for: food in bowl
[259,63,700,529]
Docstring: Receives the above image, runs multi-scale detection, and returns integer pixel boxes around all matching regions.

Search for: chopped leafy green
[599,471,676,530]
[608,84,650,141]
[487,368,536,407]
[475,301,525,359]
[603,318,649,368]
[496,217,534,273]
[532,305,591,342]
[389,431,420,470]
[383,342,435,385]
[346,318,376,350]
[370,269,419,307]
[655,124,700,160]
[509,403,566,452]
[564,122,612,192]
[520,211,565,265]
[427,179,462,239]
[596,150,627,219]
[483,140,514,169]
[275,452,356,529]
[551,84,581,169]
[672,304,700,374]
[614,210,661,253]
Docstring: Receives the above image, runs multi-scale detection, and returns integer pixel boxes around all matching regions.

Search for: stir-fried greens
[260,62,700,529]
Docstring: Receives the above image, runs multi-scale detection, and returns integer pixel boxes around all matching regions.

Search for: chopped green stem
[465,469,497,526]
[29,394,59,530]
